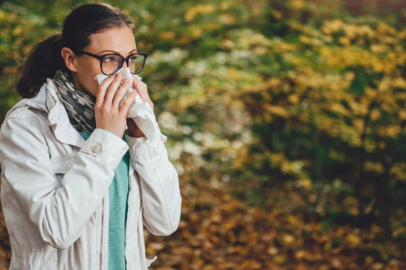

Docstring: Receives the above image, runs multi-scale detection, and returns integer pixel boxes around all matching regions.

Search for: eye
[129,55,138,63]
[103,57,116,63]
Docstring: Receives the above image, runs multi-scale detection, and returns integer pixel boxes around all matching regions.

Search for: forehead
[86,26,136,53]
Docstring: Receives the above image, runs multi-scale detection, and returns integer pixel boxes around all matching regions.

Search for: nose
[122,59,129,68]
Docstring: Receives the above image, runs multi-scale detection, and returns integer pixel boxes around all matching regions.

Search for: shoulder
[0,106,51,162]
[5,94,49,121]
[1,104,49,135]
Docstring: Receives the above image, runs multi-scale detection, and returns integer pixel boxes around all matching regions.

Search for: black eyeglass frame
[74,47,148,75]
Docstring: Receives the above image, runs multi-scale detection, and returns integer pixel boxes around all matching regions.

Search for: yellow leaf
[283,234,295,244]
[345,234,361,247]
[300,179,311,188]
[295,250,306,259]
[365,161,384,173]
[274,255,287,264]
[338,37,351,46]
[267,246,278,255]
[12,27,22,36]
[330,103,350,116]
[219,14,236,25]
[288,94,300,104]
[220,2,228,10]
[291,0,304,10]
[371,109,381,121]
[266,78,281,88]
[184,4,216,22]
[264,104,289,118]
[399,111,406,120]
[159,31,175,40]
[386,125,401,137]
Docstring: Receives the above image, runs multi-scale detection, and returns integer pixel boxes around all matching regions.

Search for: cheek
[76,75,98,98]
[77,57,100,74]
[77,60,103,98]
[88,78,101,98]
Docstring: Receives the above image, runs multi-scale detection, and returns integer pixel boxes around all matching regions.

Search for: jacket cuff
[80,128,129,168]
[124,128,168,162]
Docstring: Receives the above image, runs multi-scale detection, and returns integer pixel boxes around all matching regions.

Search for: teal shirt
[78,131,130,270]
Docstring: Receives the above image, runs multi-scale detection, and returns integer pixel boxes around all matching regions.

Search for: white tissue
[94,67,166,142]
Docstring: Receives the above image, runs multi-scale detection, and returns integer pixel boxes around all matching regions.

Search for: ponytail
[14,33,67,98]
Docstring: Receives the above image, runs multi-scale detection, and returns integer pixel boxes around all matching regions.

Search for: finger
[112,78,131,109]
[95,75,115,107]
[134,78,149,99]
[120,89,138,115]
[104,73,123,106]
[132,78,143,96]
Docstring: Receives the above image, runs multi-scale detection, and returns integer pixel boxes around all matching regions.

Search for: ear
[61,47,79,73]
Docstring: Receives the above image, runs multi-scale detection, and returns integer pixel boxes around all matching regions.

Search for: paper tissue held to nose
[94,67,167,143]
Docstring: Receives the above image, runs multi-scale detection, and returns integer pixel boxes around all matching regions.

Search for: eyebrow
[97,49,138,55]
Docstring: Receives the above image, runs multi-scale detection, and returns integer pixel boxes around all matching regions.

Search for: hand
[126,77,155,138]
[94,73,138,138]
[132,76,154,112]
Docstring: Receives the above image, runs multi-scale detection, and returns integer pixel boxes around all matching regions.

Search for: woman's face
[61,25,136,98]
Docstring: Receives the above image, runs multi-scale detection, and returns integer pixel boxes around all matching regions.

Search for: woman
[0,2,182,270]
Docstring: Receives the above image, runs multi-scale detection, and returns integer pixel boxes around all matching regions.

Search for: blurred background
[1,0,406,269]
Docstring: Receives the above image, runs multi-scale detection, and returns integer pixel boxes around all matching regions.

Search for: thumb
[132,79,142,95]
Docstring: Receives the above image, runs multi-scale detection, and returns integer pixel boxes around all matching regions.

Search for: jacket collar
[18,78,86,148]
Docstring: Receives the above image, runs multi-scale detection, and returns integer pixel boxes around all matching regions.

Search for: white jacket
[0,78,182,269]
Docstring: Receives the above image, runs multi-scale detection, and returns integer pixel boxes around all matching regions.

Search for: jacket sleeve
[124,127,182,236]
[0,111,129,249]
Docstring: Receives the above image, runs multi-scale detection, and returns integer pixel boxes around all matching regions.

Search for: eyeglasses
[74,48,148,76]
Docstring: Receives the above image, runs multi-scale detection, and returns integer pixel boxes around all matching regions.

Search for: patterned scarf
[52,69,97,134]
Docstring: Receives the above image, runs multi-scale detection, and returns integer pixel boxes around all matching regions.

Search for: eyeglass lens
[102,54,145,75]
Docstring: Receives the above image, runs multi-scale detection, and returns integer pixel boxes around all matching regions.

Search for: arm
[124,128,182,236]
[0,112,129,249]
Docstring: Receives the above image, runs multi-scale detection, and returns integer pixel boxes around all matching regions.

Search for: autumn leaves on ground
[1,0,406,269]
[0,174,404,269]
[139,175,405,270]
